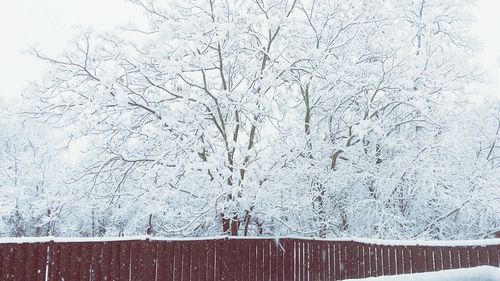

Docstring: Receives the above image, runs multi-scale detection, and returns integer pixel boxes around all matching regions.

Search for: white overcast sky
[0,0,499,100]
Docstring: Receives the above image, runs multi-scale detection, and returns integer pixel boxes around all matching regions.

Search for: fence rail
[0,237,498,280]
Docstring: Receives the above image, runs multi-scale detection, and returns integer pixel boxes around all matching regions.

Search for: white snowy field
[345,266,500,281]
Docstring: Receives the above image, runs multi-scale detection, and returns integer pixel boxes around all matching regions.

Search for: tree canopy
[1,0,498,239]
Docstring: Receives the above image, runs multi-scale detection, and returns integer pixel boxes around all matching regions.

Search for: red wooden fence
[0,237,498,280]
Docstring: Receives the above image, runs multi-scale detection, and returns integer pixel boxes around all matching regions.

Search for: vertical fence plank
[396,246,403,274]
[182,241,192,281]
[151,240,160,281]
[301,240,306,281]
[216,239,224,281]
[298,241,303,281]
[311,241,316,281]
[308,241,314,281]
[68,243,82,281]
[380,246,391,275]
[240,239,250,281]
[220,239,228,281]
[295,240,302,281]
[264,239,270,281]
[58,243,71,280]
[209,239,216,281]
[108,241,120,281]
[192,240,202,281]
[76,243,91,281]
[13,244,23,281]
[24,243,37,280]
[346,242,358,279]
[362,243,367,279]
[374,246,380,277]
[424,247,433,272]
[433,247,443,271]
[207,240,215,281]
[207,240,217,281]
[117,241,131,281]
[278,239,286,281]
[325,242,332,281]
[300,241,306,281]
[200,240,209,281]
[370,245,378,276]
[317,241,323,281]
[412,246,426,273]
[364,244,370,277]
[377,246,385,276]
[321,241,328,281]
[190,241,198,281]
[49,242,62,281]
[342,242,350,280]
[225,238,232,281]
[394,246,404,275]
[321,242,330,281]
[12,243,26,279]
[0,244,3,278]
[497,245,500,267]
[321,242,332,281]
[174,241,183,281]
[266,239,272,281]
[387,246,395,276]
[362,244,369,277]
[310,241,317,281]
[295,239,301,281]
[35,243,48,281]
[267,240,273,281]
[305,241,311,281]
[129,241,141,281]
[403,246,412,274]
[442,247,452,270]
[140,240,157,281]
[450,247,460,269]
[94,242,105,280]
[469,247,479,267]
[99,242,113,281]
[459,247,470,268]
[478,246,489,266]
[71,243,82,280]
[0,244,5,279]
[311,241,317,281]
[294,239,301,281]
[1,244,15,280]
[247,239,256,281]
[270,239,278,281]
[335,243,344,280]
[488,245,499,267]
[78,242,92,280]
[258,239,265,281]
[157,241,173,281]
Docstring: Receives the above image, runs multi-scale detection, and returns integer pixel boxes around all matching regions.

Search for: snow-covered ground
[345,266,500,281]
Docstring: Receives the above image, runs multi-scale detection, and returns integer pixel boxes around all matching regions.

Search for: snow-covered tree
[20,0,498,239]
[0,101,76,236]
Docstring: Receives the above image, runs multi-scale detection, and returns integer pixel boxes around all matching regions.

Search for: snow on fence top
[0,235,498,246]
